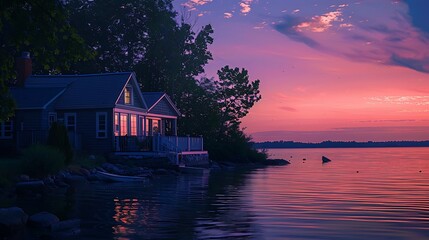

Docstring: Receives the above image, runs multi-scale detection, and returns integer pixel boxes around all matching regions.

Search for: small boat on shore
[95,171,147,182]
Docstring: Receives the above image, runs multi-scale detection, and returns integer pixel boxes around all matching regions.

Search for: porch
[114,135,204,153]
[114,135,209,166]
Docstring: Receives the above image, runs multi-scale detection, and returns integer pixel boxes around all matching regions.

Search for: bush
[47,122,73,164]
[0,157,22,187]
[21,144,65,178]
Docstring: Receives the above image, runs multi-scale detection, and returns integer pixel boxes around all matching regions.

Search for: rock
[17,174,30,182]
[0,207,28,227]
[64,175,87,185]
[265,159,291,166]
[16,180,45,195]
[322,156,331,163]
[28,212,59,228]
[50,219,80,232]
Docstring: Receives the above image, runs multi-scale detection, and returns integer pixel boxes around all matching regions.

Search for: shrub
[0,157,22,187]
[21,144,65,178]
[47,122,73,164]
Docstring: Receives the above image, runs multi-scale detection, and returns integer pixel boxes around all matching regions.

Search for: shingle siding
[57,109,114,154]
[149,98,177,116]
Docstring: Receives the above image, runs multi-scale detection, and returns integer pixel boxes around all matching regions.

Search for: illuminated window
[0,121,13,139]
[120,114,128,136]
[130,114,137,136]
[114,113,119,136]
[96,112,107,138]
[124,86,132,104]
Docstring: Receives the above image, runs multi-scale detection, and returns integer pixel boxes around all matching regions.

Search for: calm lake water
[14,147,429,239]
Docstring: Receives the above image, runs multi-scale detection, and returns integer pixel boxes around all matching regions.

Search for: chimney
[15,52,32,87]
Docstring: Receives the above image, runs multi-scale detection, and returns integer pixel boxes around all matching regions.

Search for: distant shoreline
[253,141,429,149]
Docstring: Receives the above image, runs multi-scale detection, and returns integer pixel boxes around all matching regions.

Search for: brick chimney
[15,52,32,87]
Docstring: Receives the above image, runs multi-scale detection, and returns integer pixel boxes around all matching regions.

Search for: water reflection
[11,147,429,239]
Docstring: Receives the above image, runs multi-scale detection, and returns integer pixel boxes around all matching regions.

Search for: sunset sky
[173,0,429,142]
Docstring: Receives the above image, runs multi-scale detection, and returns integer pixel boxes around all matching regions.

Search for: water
[13,147,429,239]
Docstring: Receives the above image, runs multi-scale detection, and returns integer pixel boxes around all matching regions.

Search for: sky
[173,0,429,142]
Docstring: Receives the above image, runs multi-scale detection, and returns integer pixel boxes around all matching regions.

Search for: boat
[95,171,147,182]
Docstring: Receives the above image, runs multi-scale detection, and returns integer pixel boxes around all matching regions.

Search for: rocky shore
[0,157,289,239]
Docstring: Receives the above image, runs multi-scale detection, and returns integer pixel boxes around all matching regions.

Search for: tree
[0,0,93,121]
[213,66,261,131]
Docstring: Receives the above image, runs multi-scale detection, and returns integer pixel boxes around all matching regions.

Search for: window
[146,118,152,136]
[0,121,13,139]
[96,112,107,138]
[124,85,132,105]
[48,112,57,127]
[139,116,145,136]
[64,113,76,132]
[120,114,128,136]
[114,113,119,136]
[130,114,137,136]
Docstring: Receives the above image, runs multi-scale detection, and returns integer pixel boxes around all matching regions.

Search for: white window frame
[96,112,108,139]
[64,113,76,132]
[48,112,57,128]
[0,121,13,139]
[124,85,133,105]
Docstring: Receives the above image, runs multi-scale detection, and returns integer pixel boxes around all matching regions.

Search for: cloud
[224,12,233,19]
[295,11,343,33]
[366,96,429,105]
[274,15,320,48]
[183,0,212,9]
[240,0,253,14]
[272,2,429,74]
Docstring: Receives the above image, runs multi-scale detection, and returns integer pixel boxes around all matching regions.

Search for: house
[0,52,208,165]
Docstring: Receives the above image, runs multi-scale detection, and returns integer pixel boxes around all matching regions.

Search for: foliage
[0,157,22,187]
[208,125,267,163]
[0,0,93,121]
[47,122,73,164]
[72,153,106,169]
[21,144,65,178]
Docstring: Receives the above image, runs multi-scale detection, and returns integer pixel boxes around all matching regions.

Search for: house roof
[142,92,181,116]
[141,92,165,109]
[24,72,134,109]
[11,72,179,117]
[10,87,64,109]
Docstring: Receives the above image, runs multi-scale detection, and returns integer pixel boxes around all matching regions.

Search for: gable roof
[142,92,181,116]
[10,87,65,109]
[24,72,137,109]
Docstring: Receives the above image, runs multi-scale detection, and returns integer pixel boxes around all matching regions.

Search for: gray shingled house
[1,53,207,164]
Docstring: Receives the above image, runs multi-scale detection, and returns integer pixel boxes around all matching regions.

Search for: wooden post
[187,135,190,151]
[200,135,204,151]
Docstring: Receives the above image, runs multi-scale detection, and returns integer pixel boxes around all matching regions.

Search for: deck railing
[115,135,204,153]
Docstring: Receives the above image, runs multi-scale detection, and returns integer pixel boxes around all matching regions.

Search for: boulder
[64,175,87,185]
[16,180,45,195]
[28,212,59,228]
[322,156,332,163]
[265,159,291,166]
[0,207,28,227]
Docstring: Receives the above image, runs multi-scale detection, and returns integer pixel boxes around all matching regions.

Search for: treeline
[253,140,429,149]
[1,0,265,162]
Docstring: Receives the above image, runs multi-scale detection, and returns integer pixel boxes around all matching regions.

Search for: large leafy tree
[53,0,262,162]
[0,0,92,121]
[66,0,214,136]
